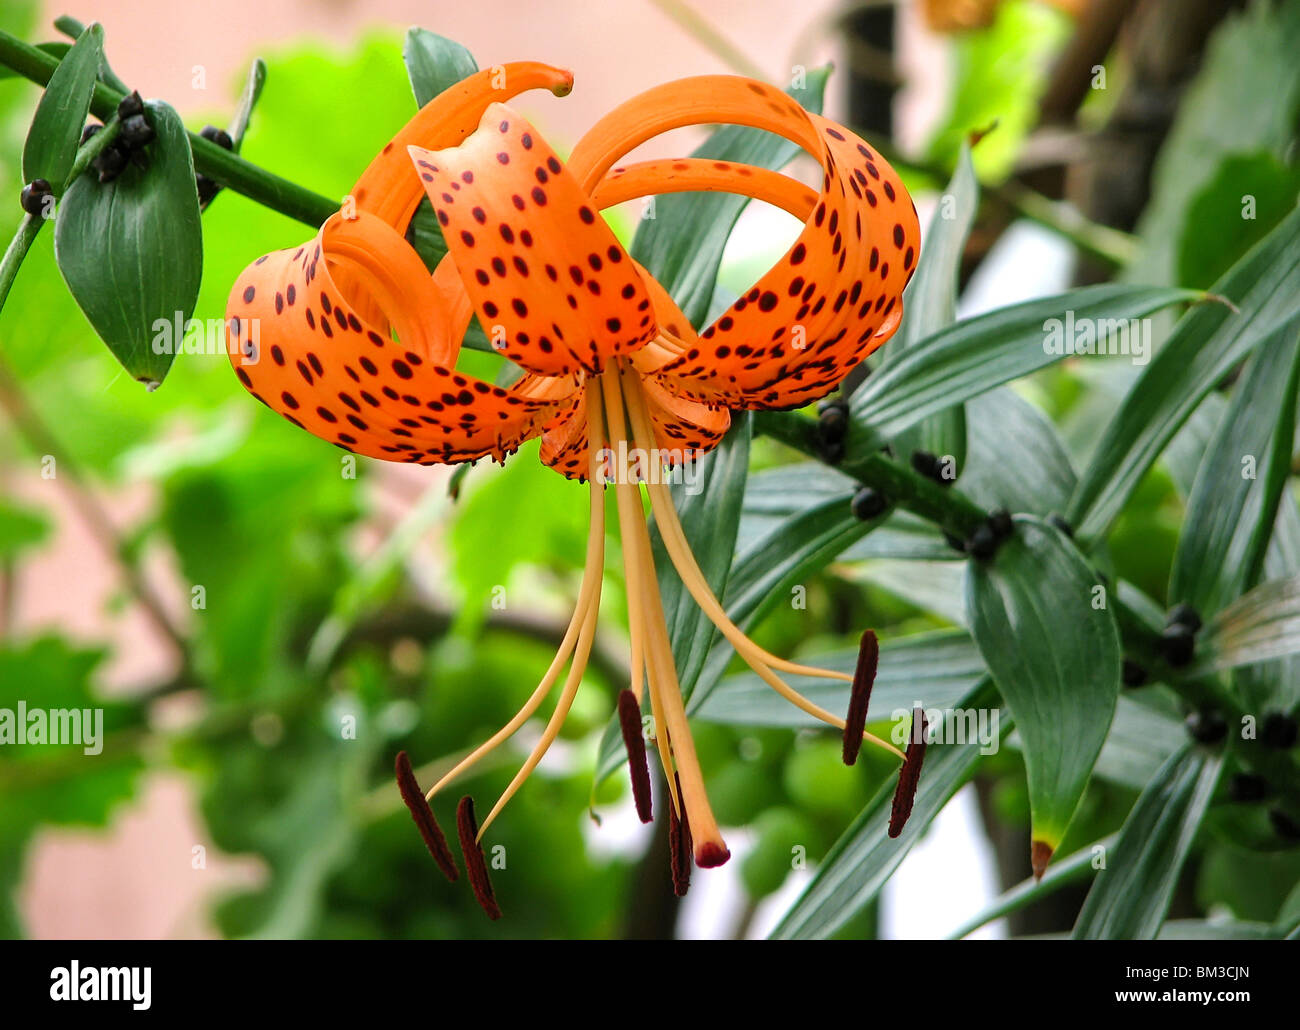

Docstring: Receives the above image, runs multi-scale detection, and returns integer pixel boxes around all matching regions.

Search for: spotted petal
[225,209,576,465]
[569,76,920,409]
[410,104,658,379]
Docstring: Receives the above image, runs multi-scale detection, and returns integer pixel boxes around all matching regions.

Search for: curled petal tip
[551,70,575,97]
[1031,840,1053,882]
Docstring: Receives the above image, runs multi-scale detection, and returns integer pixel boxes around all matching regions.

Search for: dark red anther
[617,690,653,823]
[457,796,503,920]
[888,707,928,838]
[668,775,692,897]
[842,629,879,766]
[394,751,457,882]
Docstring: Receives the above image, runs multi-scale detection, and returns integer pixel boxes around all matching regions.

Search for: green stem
[753,409,988,538]
[61,114,119,188]
[0,28,337,228]
[0,214,41,312]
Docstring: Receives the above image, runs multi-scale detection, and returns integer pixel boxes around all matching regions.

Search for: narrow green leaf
[52,14,129,92]
[851,559,968,627]
[22,23,102,189]
[0,499,51,560]
[1069,204,1300,542]
[772,680,1007,939]
[696,629,983,728]
[1072,743,1223,940]
[402,27,478,107]
[1190,571,1300,676]
[948,834,1115,939]
[54,100,202,386]
[887,144,977,472]
[966,516,1120,861]
[959,389,1077,516]
[846,286,1198,455]
[630,68,830,327]
[1093,696,1187,790]
[1169,314,1300,615]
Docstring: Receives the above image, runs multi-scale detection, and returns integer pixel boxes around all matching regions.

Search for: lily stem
[753,408,988,538]
[0,28,337,229]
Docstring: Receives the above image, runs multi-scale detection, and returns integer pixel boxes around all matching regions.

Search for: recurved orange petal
[225,209,576,465]
[409,104,658,379]
[570,76,920,410]
[351,62,574,231]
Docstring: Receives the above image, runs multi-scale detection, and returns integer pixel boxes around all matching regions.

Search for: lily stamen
[842,630,880,766]
[888,707,929,838]
[457,796,503,920]
[619,366,904,761]
[617,689,654,824]
[395,751,458,882]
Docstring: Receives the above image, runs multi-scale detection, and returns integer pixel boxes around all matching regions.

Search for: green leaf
[1069,204,1300,542]
[1178,153,1300,290]
[1190,571,1300,677]
[1127,0,1300,286]
[54,100,202,386]
[1072,743,1223,940]
[886,144,977,472]
[696,629,984,728]
[966,516,1120,861]
[948,834,1115,939]
[959,389,1077,516]
[845,285,1198,456]
[227,57,268,153]
[629,67,830,327]
[1093,697,1186,791]
[1169,314,1300,615]
[21,23,102,189]
[924,1,1071,180]
[772,680,1007,939]
[402,27,478,107]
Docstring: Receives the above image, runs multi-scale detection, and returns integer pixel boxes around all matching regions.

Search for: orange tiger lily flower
[225,63,921,916]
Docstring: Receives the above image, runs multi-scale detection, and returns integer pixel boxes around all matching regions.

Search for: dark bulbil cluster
[1158,602,1201,668]
[196,125,234,209]
[1185,708,1226,743]
[86,90,155,183]
[910,449,954,487]
[850,485,888,521]
[947,506,1014,561]
[19,178,52,216]
[816,395,849,464]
